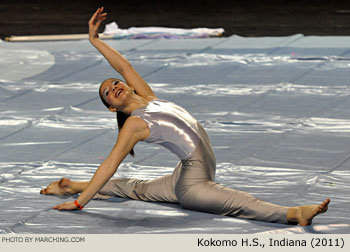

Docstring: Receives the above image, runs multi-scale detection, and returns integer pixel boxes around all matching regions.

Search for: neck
[119,93,149,115]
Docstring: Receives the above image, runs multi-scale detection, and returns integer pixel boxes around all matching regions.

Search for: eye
[113,80,120,85]
[104,89,109,97]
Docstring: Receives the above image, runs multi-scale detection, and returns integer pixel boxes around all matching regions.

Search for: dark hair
[117,111,135,156]
[99,81,135,157]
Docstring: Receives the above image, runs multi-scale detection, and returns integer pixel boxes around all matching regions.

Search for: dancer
[41,7,330,226]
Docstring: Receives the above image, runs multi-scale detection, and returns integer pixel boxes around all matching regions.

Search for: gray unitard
[98,99,289,224]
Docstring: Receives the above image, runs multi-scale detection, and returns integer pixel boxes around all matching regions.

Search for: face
[99,78,134,112]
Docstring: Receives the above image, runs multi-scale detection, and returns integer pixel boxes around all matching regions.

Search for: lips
[116,89,123,98]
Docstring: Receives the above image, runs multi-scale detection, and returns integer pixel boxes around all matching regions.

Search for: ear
[108,107,117,112]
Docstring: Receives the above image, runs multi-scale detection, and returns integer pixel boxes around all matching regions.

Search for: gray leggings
[98,123,289,224]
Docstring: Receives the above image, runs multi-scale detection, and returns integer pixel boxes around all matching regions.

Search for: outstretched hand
[53,201,78,211]
[88,7,107,41]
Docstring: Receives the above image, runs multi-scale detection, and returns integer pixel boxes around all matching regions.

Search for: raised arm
[53,116,149,210]
[88,7,156,99]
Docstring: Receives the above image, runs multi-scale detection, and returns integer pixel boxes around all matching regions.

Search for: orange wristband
[74,200,83,210]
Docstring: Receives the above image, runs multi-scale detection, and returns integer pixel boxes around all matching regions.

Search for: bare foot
[40,178,75,196]
[287,198,330,226]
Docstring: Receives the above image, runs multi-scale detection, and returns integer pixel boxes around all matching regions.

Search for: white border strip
[0,234,348,252]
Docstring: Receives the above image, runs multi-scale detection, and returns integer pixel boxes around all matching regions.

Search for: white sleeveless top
[131,99,200,160]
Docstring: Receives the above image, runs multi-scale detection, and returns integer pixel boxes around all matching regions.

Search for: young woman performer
[41,7,330,226]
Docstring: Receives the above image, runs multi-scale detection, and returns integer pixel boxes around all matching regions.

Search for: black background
[1,0,350,39]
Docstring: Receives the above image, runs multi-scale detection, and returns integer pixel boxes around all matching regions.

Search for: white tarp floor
[0,34,349,234]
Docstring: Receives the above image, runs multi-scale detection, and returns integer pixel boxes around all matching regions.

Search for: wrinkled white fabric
[103,22,224,39]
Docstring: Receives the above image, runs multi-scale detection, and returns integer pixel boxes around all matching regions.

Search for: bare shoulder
[122,116,150,140]
[124,116,147,130]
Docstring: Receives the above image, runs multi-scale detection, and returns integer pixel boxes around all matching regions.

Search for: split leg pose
[41,7,330,226]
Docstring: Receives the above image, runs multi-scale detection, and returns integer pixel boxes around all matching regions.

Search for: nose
[40,189,45,194]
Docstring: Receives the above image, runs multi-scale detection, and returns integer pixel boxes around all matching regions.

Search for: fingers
[89,7,102,23]
[52,203,66,210]
[98,13,108,21]
[88,7,107,39]
[89,7,107,25]
[52,202,77,211]
[95,17,106,28]
[96,13,107,25]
